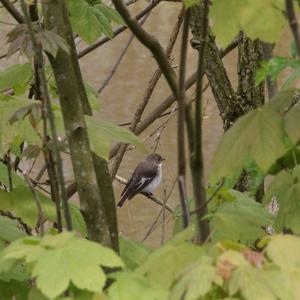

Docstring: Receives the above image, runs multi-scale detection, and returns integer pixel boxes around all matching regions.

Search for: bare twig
[286,0,300,59]
[0,211,32,235]
[35,163,47,181]
[107,38,238,159]
[189,179,224,215]
[98,14,149,94]
[0,0,24,23]
[141,177,176,242]
[23,172,44,236]
[177,9,190,228]
[111,0,178,97]
[115,175,174,213]
[77,0,162,58]
[20,0,73,230]
[4,152,13,191]
[110,8,184,178]
[192,0,210,242]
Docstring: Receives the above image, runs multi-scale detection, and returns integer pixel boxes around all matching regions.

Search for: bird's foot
[143,191,153,197]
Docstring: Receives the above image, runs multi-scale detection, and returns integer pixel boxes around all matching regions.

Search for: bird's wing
[120,160,157,198]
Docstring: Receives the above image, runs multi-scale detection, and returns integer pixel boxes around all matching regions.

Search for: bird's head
[147,153,165,165]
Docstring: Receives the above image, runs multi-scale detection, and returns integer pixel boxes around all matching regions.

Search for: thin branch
[98,14,149,94]
[0,211,32,235]
[115,175,174,213]
[132,37,239,135]
[177,9,190,228]
[0,0,24,23]
[141,177,177,242]
[106,38,238,160]
[189,179,224,215]
[112,0,178,98]
[4,152,13,191]
[286,0,300,59]
[110,8,184,178]
[35,163,47,181]
[23,172,44,236]
[20,0,73,231]
[98,35,134,93]
[77,0,161,58]
[192,0,210,242]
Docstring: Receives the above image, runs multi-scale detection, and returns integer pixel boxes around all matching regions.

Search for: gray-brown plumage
[117,153,164,207]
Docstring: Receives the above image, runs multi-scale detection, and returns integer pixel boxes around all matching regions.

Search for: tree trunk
[41,0,112,247]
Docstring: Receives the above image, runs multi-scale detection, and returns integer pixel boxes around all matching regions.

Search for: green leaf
[68,0,122,44]
[108,272,169,300]
[0,94,41,156]
[85,83,101,111]
[86,116,146,160]
[255,57,300,86]
[95,3,124,25]
[285,104,300,144]
[0,64,32,95]
[136,242,203,288]
[276,183,300,233]
[183,0,200,8]
[2,236,44,263]
[170,256,218,300]
[0,216,27,242]
[229,266,277,300]
[0,161,26,188]
[68,203,87,237]
[0,279,29,300]
[32,233,124,299]
[210,191,273,245]
[0,186,56,228]
[210,0,286,47]
[264,89,296,114]
[119,236,151,270]
[265,235,300,299]
[69,0,103,44]
[212,107,288,181]
[267,235,300,269]
[263,168,300,233]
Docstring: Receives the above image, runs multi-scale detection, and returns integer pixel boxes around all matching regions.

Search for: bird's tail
[117,195,128,207]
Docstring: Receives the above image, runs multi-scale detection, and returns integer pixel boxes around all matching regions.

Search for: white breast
[143,163,162,193]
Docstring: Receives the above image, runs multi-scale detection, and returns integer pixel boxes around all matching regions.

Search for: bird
[117,153,165,207]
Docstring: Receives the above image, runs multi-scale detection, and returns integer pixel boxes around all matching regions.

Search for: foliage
[211,89,296,182]
[0,94,41,156]
[1,231,300,299]
[68,0,124,44]
[0,232,123,299]
[85,116,146,160]
[256,56,300,89]
[0,64,32,95]
[6,24,69,59]
[210,0,286,47]
[210,191,274,245]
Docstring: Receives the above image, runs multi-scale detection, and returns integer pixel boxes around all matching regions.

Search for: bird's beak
[161,157,166,162]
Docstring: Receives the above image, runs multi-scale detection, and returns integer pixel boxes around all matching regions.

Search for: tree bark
[41,0,111,247]
[235,33,265,196]
[190,5,240,130]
